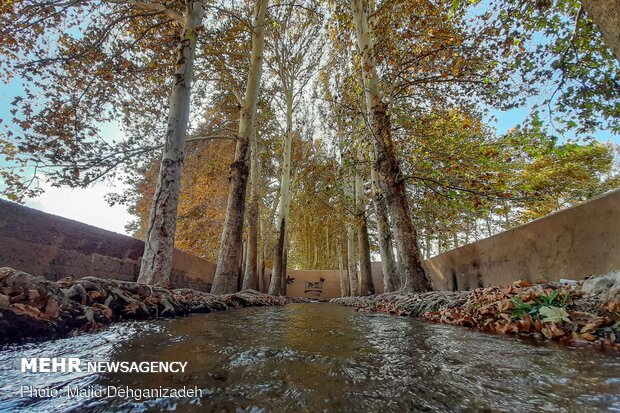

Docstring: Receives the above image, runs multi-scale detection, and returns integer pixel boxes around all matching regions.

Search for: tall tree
[0,0,207,286]
[349,0,432,292]
[139,1,205,285]
[211,0,268,294]
[266,1,322,295]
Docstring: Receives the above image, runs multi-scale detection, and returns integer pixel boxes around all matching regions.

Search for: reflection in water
[0,303,619,412]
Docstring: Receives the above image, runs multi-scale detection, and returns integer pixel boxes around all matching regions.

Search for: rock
[582,270,620,303]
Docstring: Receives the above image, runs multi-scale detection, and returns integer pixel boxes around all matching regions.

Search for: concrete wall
[425,189,620,291]
[0,200,214,291]
[1,188,619,300]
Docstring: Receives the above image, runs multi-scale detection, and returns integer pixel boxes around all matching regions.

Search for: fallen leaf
[541,323,565,339]
[581,317,608,333]
[579,332,597,341]
[533,319,543,333]
[517,314,533,332]
[11,303,42,318]
[27,289,40,302]
[44,298,59,319]
[497,299,512,312]
[89,290,105,301]
[539,306,570,323]
[93,303,113,319]
[123,303,140,315]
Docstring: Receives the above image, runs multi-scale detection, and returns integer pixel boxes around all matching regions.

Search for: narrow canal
[1,303,618,412]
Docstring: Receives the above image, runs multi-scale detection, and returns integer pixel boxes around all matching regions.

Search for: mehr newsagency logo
[18,357,203,400]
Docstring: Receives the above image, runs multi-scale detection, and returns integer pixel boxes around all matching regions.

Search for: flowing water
[0,303,619,412]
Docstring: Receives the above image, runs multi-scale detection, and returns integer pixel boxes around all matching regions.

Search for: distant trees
[265,0,323,295]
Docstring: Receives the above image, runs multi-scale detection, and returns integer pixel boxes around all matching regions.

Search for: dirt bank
[332,274,620,348]
[0,267,306,344]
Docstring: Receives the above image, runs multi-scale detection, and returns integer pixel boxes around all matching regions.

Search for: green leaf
[539,306,570,323]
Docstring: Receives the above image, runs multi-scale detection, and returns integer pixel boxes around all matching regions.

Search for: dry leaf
[44,298,59,319]
[11,303,42,318]
[579,332,597,341]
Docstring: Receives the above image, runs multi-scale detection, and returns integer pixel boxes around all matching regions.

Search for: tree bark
[370,149,398,292]
[138,1,204,286]
[211,0,268,294]
[337,239,349,297]
[350,0,432,292]
[582,0,620,63]
[355,147,374,295]
[242,131,259,291]
[268,91,293,296]
[257,215,265,292]
[346,217,358,296]
[357,216,375,295]
[282,243,289,296]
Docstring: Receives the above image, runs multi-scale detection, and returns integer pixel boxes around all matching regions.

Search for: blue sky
[0,79,133,234]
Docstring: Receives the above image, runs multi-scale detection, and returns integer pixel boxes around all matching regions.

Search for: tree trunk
[268,90,293,296]
[337,239,349,296]
[258,215,265,292]
[346,220,358,296]
[370,149,398,292]
[282,243,289,296]
[355,147,374,295]
[357,216,375,295]
[138,2,204,286]
[211,0,268,294]
[350,0,432,292]
[239,239,246,291]
[242,132,259,291]
[582,0,620,63]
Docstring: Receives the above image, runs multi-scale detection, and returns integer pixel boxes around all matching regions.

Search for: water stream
[0,303,618,412]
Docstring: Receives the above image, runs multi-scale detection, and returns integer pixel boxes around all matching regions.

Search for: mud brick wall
[0,200,214,291]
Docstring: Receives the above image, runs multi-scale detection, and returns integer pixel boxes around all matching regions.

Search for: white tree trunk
[268,90,294,295]
[370,148,398,292]
[138,1,204,285]
[211,0,268,294]
[338,239,348,297]
[346,177,359,296]
[257,214,265,292]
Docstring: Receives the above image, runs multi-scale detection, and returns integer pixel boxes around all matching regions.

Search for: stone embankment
[332,272,620,348]
[0,267,306,344]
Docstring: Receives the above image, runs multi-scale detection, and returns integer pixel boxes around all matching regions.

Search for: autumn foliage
[422,283,620,348]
